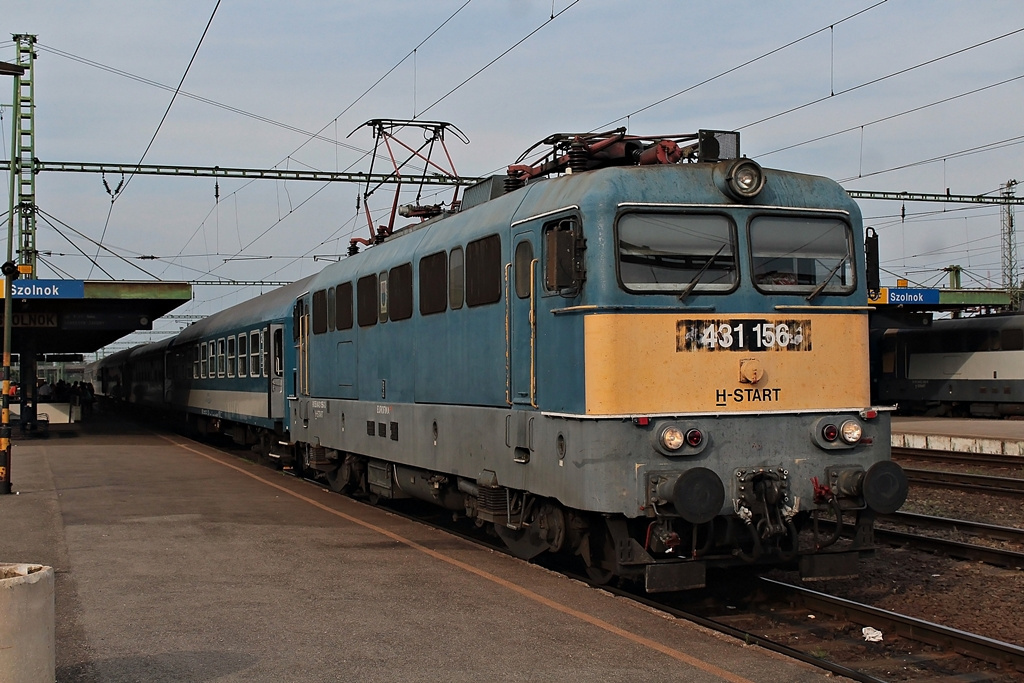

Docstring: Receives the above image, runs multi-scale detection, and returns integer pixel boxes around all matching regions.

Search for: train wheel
[493,500,567,560]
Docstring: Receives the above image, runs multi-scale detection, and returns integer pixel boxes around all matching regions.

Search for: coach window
[357,274,377,327]
[336,282,354,330]
[238,334,248,377]
[250,331,260,377]
[193,345,201,379]
[449,246,464,310]
[389,263,413,321]
[618,212,736,294]
[312,289,328,334]
[419,251,447,315]
[227,336,236,377]
[750,216,854,295]
[207,342,216,379]
[466,234,501,307]
[262,328,269,377]
[217,338,226,377]
[514,240,533,299]
[327,287,336,331]
[200,342,207,379]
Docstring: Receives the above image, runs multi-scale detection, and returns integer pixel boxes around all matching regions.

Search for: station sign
[868,287,941,305]
[0,279,85,299]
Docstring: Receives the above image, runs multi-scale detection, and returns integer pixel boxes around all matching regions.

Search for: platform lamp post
[0,59,26,495]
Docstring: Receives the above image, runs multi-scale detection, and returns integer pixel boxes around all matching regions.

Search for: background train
[87,128,908,592]
[876,312,1024,417]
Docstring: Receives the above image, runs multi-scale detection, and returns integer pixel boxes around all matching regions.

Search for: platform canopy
[0,280,192,354]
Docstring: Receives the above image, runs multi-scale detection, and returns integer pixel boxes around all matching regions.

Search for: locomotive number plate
[676,319,812,352]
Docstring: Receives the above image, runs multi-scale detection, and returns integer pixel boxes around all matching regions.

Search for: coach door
[269,323,286,420]
[510,230,538,408]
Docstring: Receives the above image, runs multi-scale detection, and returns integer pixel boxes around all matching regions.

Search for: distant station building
[3,278,191,428]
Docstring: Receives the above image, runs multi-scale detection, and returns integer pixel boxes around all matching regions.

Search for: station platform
[892,416,1024,455]
[0,420,830,682]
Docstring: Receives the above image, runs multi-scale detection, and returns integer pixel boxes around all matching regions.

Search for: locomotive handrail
[774,305,875,311]
[550,305,716,315]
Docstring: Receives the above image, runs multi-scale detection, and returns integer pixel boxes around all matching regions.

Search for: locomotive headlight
[840,420,863,444]
[660,426,685,451]
[714,158,766,201]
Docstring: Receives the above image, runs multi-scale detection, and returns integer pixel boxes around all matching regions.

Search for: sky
[3,0,1024,350]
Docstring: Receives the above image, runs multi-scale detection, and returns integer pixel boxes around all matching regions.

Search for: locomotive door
[510,231,538,408]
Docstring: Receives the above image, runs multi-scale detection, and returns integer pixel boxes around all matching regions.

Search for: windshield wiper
[805,254,848,302]
[679,244,727,301]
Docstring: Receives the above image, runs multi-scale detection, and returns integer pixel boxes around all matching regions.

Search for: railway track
[892,446,1024,468]
[903,467,1024,497]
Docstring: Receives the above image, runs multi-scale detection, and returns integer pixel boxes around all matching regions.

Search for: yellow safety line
[158,433,756,683]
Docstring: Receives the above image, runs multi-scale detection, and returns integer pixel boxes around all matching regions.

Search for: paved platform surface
[892,416,1024,455]
[0,420,832,682]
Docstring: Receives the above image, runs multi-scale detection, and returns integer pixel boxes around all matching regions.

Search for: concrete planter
[0,564,55,682]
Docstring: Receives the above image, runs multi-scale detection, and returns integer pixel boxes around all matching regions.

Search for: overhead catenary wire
[88,0,222,278]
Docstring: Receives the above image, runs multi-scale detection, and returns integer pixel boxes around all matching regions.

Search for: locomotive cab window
[617,212,736,293]
[750,216,854,295]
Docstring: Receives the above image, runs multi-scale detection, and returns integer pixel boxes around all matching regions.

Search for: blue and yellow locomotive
[89,128,908,592]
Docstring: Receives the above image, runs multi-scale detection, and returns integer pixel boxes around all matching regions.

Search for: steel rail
[904,467,1024,496]
[759,577,1024,672]
[893,446,1024,468]
[883,510,1024,545]
[874,526,1024,569]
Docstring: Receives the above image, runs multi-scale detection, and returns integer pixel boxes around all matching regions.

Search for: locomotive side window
[544,218,584,293]
[617,213,736,293]
[449,247,465,310]
[750,216,854,295]
[1002,328,1024,351]
[357,274,378,327]
[336,282,353,330]
[200,342,207,379]
[249,331,260,377]
[466,234,501,307]
[217,338,226,377]
[419,251,447,315]
[238,333,248,377]
[514,240,533,299]
[312,289,328,335]
[327,287,336,331]
[389,263,413,321]
[227,336,236,377]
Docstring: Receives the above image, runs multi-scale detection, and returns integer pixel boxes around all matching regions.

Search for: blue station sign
[868,287,941,305]
[0,279,86,299]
